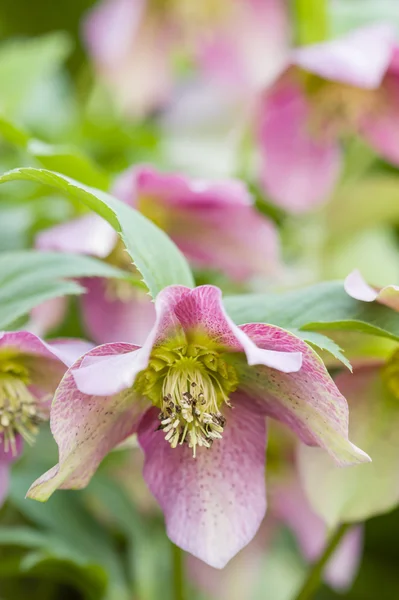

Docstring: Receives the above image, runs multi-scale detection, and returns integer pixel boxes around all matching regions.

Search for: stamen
[0,372,42,455]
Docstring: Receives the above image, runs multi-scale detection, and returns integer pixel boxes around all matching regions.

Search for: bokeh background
[1,0,399,599]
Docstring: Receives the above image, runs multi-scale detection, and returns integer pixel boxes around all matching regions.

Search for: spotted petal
[27,343,149,501]
[138,393,267,568]
[345,269,399,310]
[233,324,370,465]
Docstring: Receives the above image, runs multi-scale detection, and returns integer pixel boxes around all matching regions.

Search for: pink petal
[138,393,267,568]
[114,166,281,280]
[46,339,95,367]
[292,24,396,88]
[83,0,172,116]
[80,277,155,345]
[273,476,363,591]
[345,269,399,310]
[0,461,10,508]
[73,286,188,396]
[36,214,117,258]
[114,165,254,209]
[360,68,399,165]
[235,324,370,465]
[28,297,68,337]
[197,0,290,92]
[0,330,74,368]
[258,79,342,212]
[171,285,302,373]
[27,345,149,501]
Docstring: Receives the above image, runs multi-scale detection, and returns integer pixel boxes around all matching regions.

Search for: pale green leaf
[224,281,399,342]
[0,250,130,329]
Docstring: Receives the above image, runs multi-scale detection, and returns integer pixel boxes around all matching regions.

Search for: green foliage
[0,250,130,329]
[225,281,399,342]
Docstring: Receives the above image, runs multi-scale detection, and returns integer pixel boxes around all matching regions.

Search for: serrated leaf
[0,167,195,297]
[290,329,352,371]
[224,281,399,342]
[0,250,130,329]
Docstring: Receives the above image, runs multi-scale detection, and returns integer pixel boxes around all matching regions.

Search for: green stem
[293,0,330,45]
[172,543,185,600]
[294,523,351,600]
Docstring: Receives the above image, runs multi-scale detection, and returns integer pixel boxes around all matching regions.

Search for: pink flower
[258,24,399,213]
[82,0,290,117]
[28,285,368,567]
[113,165,280,282]
[36,166,280,344]
[0,331,91,506]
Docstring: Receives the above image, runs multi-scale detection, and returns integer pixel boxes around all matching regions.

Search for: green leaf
[0,117,110,190]
[224,281,399,342]
[293,0,329,44]
[0,167,195,297]
[0,33,72,117]
[0,250,130,329]
[326,176,399,240]
[291,329,352,371]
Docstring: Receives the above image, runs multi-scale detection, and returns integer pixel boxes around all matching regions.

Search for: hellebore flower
[0,331,91,506]
[83,0,289,118]
[28,285,369,567]
[36,166,280,344]
[258,24,399,212]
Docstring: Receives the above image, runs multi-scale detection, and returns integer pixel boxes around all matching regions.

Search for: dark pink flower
[258,24,399,212]
[28,285,368,567]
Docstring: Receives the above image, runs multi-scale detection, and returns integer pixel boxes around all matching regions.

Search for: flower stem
[172,543,186,600]
[293,0,330,45]
[294,523,351,600]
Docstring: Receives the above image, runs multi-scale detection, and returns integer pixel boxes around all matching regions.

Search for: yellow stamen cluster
[135,343,239,456]
[304,74,383,139]
[0,360,41,455]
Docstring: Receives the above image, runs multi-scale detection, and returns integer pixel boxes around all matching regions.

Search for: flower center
[304,74,383,139]
[382,348,399,400]
[0,360,40,454]
[135,343,239,456]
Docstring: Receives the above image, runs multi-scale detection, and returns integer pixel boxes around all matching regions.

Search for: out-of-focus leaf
[326,176,399,239]
[0,168,195,296]
[0,117,110,189]
[331,0,399,36]
[86,475,173,600]
[0,250,130,329]
[10,466,129,600]
[224,281,399,341]
[298,371,399,527]
[0,32,72,117]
